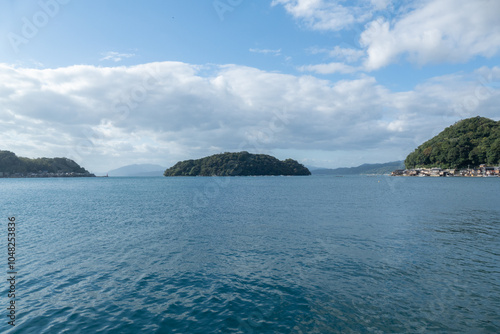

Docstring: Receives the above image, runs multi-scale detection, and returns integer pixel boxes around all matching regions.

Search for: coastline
[391,165,500,177]
[0,172,95,178]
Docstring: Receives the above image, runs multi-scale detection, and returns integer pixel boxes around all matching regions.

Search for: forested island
[393,117,500,177]
[0,150,95,177]
[164,151,311,176]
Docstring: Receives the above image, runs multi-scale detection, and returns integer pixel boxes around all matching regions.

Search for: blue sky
[1,0,500,173]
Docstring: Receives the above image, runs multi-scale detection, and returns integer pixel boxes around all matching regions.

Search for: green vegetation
[405,116,500,169]
[0,150,93,176]
[164,151,311,176]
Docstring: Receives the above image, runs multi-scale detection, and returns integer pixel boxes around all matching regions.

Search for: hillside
[312,161,405,175]
[164,151,311,176]
[0,150,94,177]
[405,117,500,169]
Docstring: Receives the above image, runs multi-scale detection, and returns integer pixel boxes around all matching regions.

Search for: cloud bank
[1,62,499,171]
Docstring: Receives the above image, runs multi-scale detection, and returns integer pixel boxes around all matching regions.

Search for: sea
[1,175,499,333]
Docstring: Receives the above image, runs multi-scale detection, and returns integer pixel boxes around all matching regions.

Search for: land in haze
[108,164,166,177]
[312,161,405,175]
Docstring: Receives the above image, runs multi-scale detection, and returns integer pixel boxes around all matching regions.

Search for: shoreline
[391,166,499,177]
[0,172,95,178]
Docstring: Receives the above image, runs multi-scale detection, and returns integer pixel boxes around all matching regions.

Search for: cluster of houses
[0,171,95,178]
[391,164,500,177]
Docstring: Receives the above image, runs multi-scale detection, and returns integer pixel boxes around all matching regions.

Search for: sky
[1,0,499,174]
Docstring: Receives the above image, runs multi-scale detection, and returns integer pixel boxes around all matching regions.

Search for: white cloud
[310,46,365,63]
[329,46,365,63]
[0,62,498,172]
[100,51,136,62]
[361,0,500,70]
[271,0,373,31]
[276,0,500,71]
[299,62,358,74]
[249,48,282,56]
[369,0,391,11]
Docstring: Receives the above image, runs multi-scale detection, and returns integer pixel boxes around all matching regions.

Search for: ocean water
[1,175,499,333]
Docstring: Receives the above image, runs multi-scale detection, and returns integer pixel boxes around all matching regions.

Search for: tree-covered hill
[0,150,94,176]
[405,116,500,169]
[164,151,311,176]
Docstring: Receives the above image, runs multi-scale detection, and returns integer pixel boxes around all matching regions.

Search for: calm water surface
[1,176,499,333]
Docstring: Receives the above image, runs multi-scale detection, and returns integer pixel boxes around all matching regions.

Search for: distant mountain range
[311,161,405,175]
[109,160,405,177]
[107,164,166,177]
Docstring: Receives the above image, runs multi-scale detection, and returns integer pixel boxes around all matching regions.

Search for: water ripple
[1,176,499,333]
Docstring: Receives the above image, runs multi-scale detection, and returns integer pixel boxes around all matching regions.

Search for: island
[392,116,500,177]
[0,150,95,178]
[164,151,311,176]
